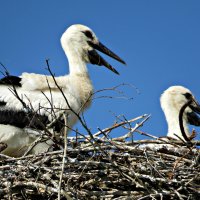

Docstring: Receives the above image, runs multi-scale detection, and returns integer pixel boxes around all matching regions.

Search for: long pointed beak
[87,41,126,75]
[189,98,200,114]
[187,97,200,126]
[92,42,126,65]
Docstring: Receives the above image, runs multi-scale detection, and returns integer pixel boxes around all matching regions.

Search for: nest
[0,114,199,200]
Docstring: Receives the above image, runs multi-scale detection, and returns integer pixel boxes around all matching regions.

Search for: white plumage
[160,86,200,141]
[0,24,125,157]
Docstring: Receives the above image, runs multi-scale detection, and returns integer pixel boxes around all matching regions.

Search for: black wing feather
[0,76,22,87]
[0,109,64,132]
[0,76,22,106]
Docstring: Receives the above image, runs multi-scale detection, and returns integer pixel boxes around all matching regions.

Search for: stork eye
[183,92,192,99]
[83,30,94,40]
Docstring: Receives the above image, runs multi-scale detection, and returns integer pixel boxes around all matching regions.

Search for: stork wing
[0,75,65,132]
[21,73,70,91]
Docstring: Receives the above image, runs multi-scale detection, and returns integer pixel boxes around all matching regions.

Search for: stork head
[61,24,126,75]
[160,86,200,140]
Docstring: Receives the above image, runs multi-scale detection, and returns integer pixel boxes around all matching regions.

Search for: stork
[160,86,200,141]
[0,24,126,157]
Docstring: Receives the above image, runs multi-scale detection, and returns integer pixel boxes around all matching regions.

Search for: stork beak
[189,98,200,114]
[187,97,200,126]
[87,41,126,75]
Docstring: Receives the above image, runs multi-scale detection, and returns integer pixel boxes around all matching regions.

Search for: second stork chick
[160,86,200,141]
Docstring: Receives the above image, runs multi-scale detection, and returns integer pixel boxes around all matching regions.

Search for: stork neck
[68,57,88,75]
[64,47,88,75]
[166,111,190,140]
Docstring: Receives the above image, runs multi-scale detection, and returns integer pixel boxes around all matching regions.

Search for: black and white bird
[160,86,200,141]
[0,24,125,157]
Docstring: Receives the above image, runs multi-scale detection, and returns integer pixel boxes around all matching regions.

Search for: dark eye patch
[83,30,94,40]
[183,92,192,99]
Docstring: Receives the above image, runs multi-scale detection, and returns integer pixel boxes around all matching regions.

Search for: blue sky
[1,1,200,140]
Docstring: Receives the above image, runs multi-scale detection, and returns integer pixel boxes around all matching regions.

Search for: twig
[58,114,71,200]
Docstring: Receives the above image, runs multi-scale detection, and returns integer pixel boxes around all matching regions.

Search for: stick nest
[0,115,199,200]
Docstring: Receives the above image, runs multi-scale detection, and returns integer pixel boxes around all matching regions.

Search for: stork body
[160,86,200,141]
[0,24,125,157]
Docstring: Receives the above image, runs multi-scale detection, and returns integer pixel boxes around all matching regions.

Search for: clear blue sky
[1,1,200,140]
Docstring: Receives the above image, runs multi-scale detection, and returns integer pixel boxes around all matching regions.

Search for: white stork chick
[0,24,125,157]
[160,86,200,141]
